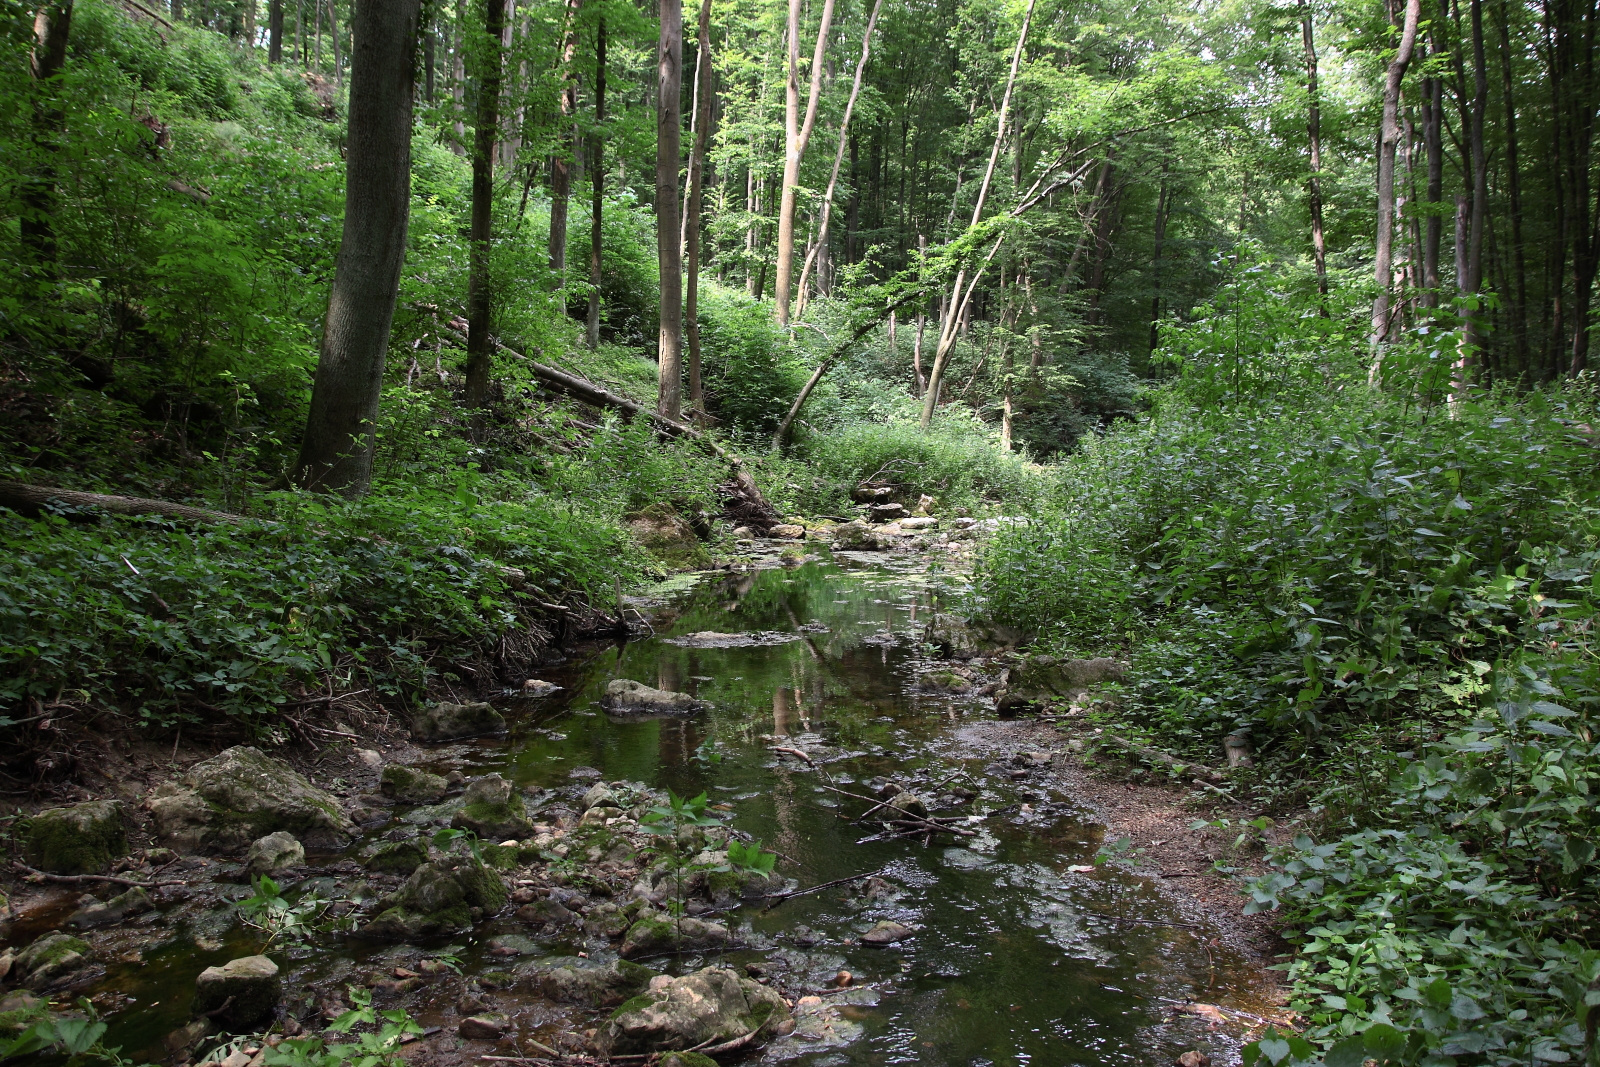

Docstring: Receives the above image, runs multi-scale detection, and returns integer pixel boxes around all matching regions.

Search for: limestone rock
[626,504,711,568]
[68,887,152,929]
[860,920,911,945]
[604,679,701,718]
[769,524,804,539]
[458,1014,507,1040]
[452,774,533,840]
[380,765,449,804]
[917,669,973,694]
[600,966,791,1055]
[24,800,127,875]
[193,955,280,1029]
[13,933,92,991]
[364,839,429,876]
[244,831,305,876]
[148,746,356,852]
[995,654,1125,715]
[830,520,890,551]
[517,956,653,1007]
[411,702,505,742]
[619,913,731,958]
[900,516,938,530]
[359,855,507,940]
[582,782,619,810]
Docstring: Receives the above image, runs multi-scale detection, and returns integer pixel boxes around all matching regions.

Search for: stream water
[57,548,1274,1067]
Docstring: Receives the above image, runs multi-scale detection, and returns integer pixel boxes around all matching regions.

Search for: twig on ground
[12,861,185,890]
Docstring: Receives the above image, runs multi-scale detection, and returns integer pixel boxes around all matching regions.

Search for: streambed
[24,547,1280,1067]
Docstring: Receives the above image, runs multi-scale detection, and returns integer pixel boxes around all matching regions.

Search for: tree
[773,0,836,325]
[295,0,422,494]
[684,0,714,422]
[549,0,583,278]
[20,0,74,276]
[586,15,607,350]
[463,0,507,415]
[656,0,684,420]
[1367,0,1421,375]
[269,0,283,62]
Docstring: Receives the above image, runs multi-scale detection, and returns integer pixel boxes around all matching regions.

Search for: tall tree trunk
[295,0,421,494]
[656,0,684,419]
[268,0,282,62]
[773,0,838,325]
[586,17,607,349]
[1495,0,1529,372]
[1300,0,1329,308]
[244,0,255,48]
[451,0,466,152]
[424,19,435,101]
[913,233,927,395]
[685,0,714,422]
[794,0,882,320]
[1149,175,1169,355]
[20,0,73,277]
[1367,0,1422,380]
[463,0,507,414]
[919,0,1034,430]
[328,0,340,83]
[1455,0,1489,399]
[1420,67,1443,304]
[549,0,581,278]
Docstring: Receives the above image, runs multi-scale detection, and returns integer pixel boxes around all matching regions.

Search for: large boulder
[359,855,508,940]
[12,934,92,991]
[600,967,791,1055]
[148,747,355,853]
[604,679,701,718]
[23,800,127,875]
[626,504,711,569]
[193,955,280,1029]
[923,616,1024,660]
[830,520,890,552]
[363,838,430,876]
[410,702,505,742]
[380,765,449,804]
[995,654,1125,715]
[517,956,653,1007]
[451,774,533,840]
[244,831,305,876]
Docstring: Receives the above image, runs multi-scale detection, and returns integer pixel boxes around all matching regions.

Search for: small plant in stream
[0,999,140,1066]
[264,987,422,1067]
[639,789,727,928]
[236,875,352,948]
[431,826,485,865]
[724,837,778,878]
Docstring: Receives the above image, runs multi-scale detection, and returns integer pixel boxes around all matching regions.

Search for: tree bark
[1495,0,1529,372]
[295,0,421,495]
[268,0,282,61]
[1367,0,1421,380]
[463,0,506,415]
[773,0,838,325]
[1149,175,1168,354]
[919,0,1034,430]
[0,482,244,525]
[20,0,73,276]
[656,0,684,419]
[685,0,714,423]
[794,0,882,320]
[586,16,607,350]
[1454,0,1489,400]
[549,0,582,278]
[1300,0,1328,308]
[1420,65,1443,304]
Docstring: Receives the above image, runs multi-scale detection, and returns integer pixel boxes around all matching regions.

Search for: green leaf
[1326,1036,1368,1067]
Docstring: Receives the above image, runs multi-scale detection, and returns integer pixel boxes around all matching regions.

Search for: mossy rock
[452,775,533,840]
[24,800,127,875]
[193,955,280,1029]
[380,765,449,804]
[148,746,355,852]
[364,839,429,875]
[357,855,507,940]
[600,966,792,1054]
[659,1054,720,1067]
[619,913,730,958]
[480,842,540,870]
[14,933,92,991]
[625,504,712,569]
[518,956,652,1007]
[410,702,506,742]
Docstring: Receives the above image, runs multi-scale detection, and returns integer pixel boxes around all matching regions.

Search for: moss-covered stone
[14,933,92,991]
[659,1053,720,1067]
[517,956,652,1007]
[619,913,731,958]
[357,855,507,941]
[68,886,152,929]
[364,839,429,875]
[452,775,533,840]
[410,702,505,742]
[148,746,355,852]
[24,800,126,875]
[600,966,792,1054]
[625,504,712,569]
[379,765,449,804]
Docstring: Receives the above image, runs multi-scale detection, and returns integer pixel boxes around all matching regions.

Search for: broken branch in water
[763,865,893,909]
[12,861,184,890]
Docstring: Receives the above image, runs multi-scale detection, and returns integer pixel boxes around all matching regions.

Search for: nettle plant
[263,987,423,1067]
[638,789,778,926]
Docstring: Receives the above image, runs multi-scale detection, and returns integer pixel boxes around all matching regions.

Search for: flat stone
[860,920,911,946]
[380,765,449,804]
[13,933,92,991]
[68,887,152,929]
[458,1014,507,1040]
[193,955,280,1029]
[600,966,792,1055]
[769,524,805,539]
[149,746,356,852]
[604,679,701,718]
[517,956,652,1007]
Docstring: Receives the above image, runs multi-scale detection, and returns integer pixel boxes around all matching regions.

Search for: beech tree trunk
[268,0,282,61]
[1454,0,1490,400]
[1367,0,1421,378]
[1495,0,1529,371]
[1420,66,1443,304]
[920,0,1034,429]
[586,17,607,349]
[21,0,73,276]
[656,0,684,420]
[463,0,507,414]
[684,0,714,422]
[1300,0,1328,307]
[295,0,421,495]
[549,0,582,278]
[773,0,837,325]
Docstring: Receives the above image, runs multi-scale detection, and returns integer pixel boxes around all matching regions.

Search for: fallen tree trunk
[0,481,246,525]
[1102,734,1225,782]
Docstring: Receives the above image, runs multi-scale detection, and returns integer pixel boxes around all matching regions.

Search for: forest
[0,0,1598,1062]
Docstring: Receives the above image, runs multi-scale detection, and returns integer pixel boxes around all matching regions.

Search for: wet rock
[1177,1053,1212,1067]
[665,631,801,649]
[458,1014,508,1040]
[582,783,619,810]
[0,991,43,1034]
[769,524,805,539]
[148,746,356,852]
[604,679,700,717]
[359,855,508,940]
[857,876,899,904]
[518,956,653,1007]
[995,655,1124,715]
[659,1054,720,1067]
[600,966,791,1055]
[244,831,305,876]
[364,839,429,876]
[163,1018,213,1057]
[830,520,889,551]
[380,765,449,804]
[851,484,894,503]
[68,887,152,929]
[13,933,92,991]
[619,913,732,958]
[411,701,506,742]
[452,774,533,840]
[860,920,911,946]
[193,955,280,1029]
[485,934,541,958]
[24,800,127,875]
[887,793,928,819]
[517,897,580,927]
[917,669,973,694]
[627,504,711,568]
[703,864,783,906]
[520,679,560,697]
[869,503,907,520]
[900,516,938,530]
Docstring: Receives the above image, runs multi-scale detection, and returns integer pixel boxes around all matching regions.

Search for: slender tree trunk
[20,0,73,277]
[586,17,607,349]
[794,0,882,320]
[424,20,435,102]
[463,0,507,414]
[268,0,282,62]
[549,0,582,278]
[685,0,714,423]
[1495,0,1529,372]
[774,0,838,325]
[1420,68,1443,304]
[920,0,1035,430]
[1368,0,1422,379]
[1149,175,1168,354]
[327,0,340,84]
[1454,0,1489,399]
[656,0,684,419]
[314,0,322,69]
[244,0,255,48]
[1301,0,1328,308]
[451,0,466,152]
[295,0,421,495]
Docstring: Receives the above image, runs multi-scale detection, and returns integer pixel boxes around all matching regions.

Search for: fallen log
[1101,734,1226,782]
[0,481,246,525]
